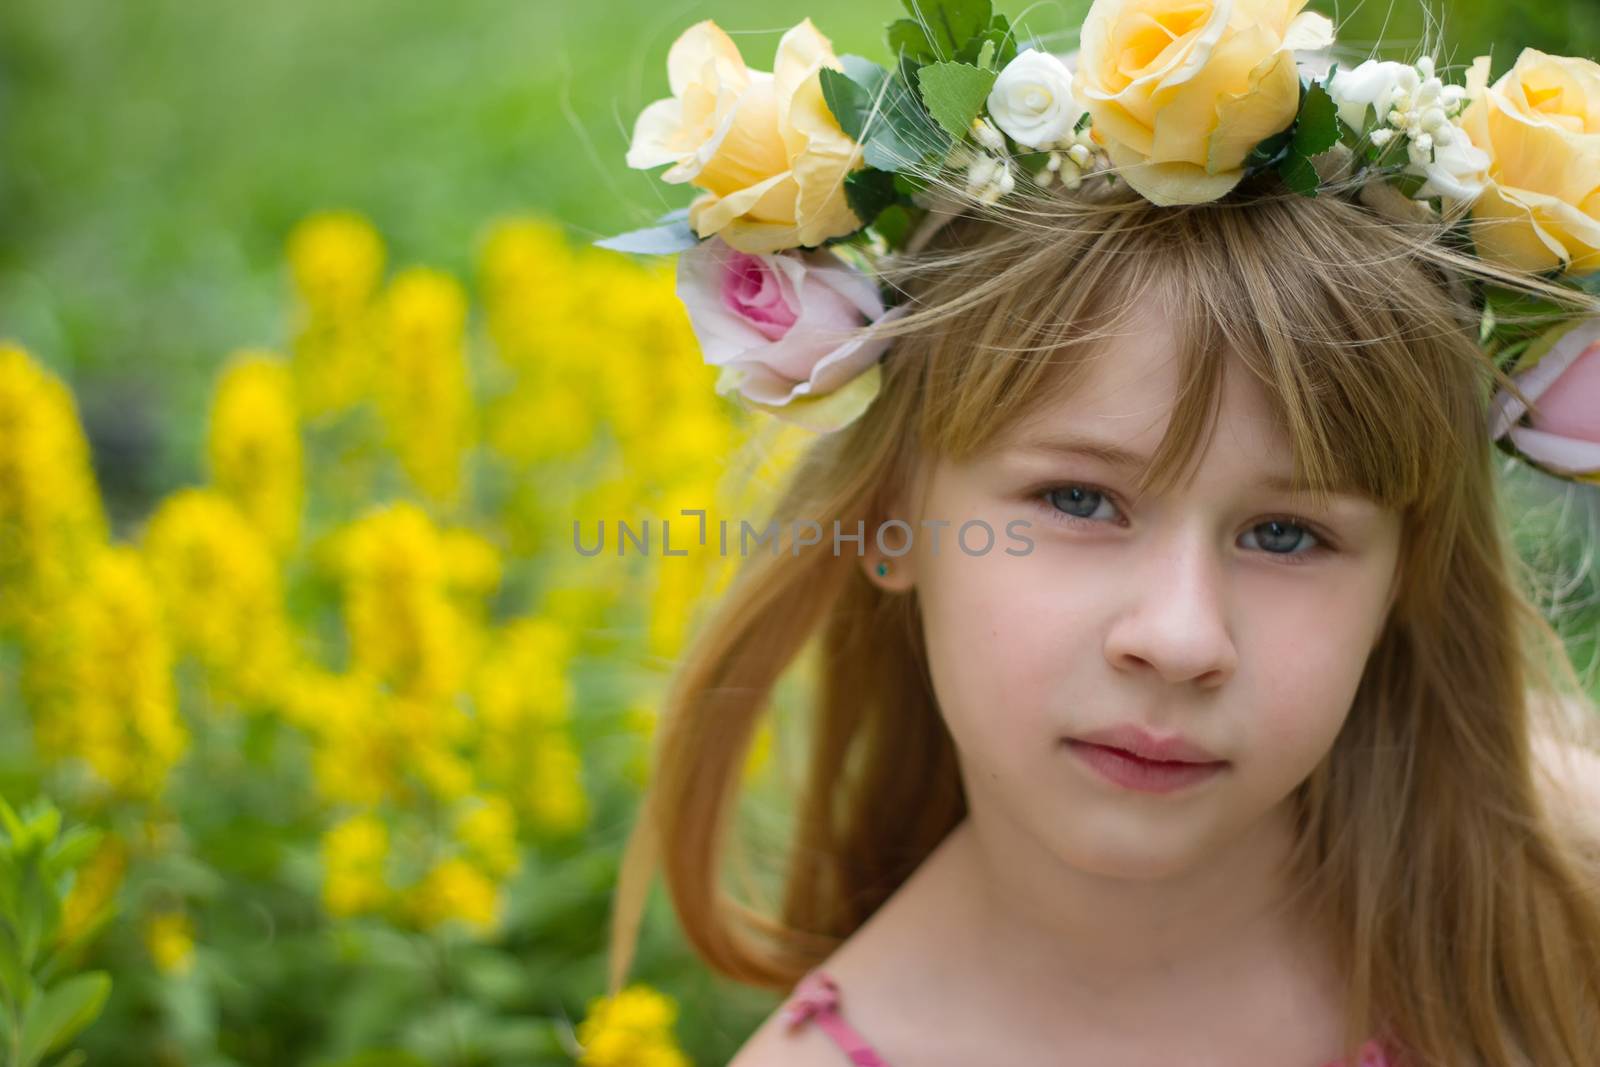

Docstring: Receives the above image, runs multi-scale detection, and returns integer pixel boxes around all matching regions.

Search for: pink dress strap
[780,970,890,1067]
[783,967,1394,1067]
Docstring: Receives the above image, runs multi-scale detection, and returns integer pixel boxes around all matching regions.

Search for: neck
[936,801,1325,1006]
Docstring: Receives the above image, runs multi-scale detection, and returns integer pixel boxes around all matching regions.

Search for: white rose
[1328,60,1418,133]
[1414,131,1490,202]
[986,49,1085,150]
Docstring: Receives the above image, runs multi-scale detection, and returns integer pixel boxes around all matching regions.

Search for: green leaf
[0,797,26,847]
[0,925,27,1005]
[873,204,915,250]
[987,14,1020,68]
[1277,152,1320,197]
[17,972,110,1067]
[820,65,877,143]
[43,828,99,883]
[1292,81,1339,157]
[893,171,930,197]
[821,57,950,175]
[1493,337,1533,371]
[1570,271,1600,296]
[844,168,900,226]
[916,61,998,141]
[954,13,1016,68]
[887,19,937,63]
[898,0,993,58]
[862,65,952,173]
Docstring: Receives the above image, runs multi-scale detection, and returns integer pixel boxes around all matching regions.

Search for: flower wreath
[601,0,1600,484]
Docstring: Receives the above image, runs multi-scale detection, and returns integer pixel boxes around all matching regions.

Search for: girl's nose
[1101,528,1239,687]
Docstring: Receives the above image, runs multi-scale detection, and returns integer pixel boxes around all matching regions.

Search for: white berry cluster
[962,118,1018,203]
[1328,56,1488,202]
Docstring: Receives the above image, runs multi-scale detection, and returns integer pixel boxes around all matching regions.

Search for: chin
[1049,827,1216,882]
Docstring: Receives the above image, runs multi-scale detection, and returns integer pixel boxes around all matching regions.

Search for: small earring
[875,561,890,577]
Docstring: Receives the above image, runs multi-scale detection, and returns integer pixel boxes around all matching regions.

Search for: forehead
[997,312,1285,460]
[984,313,1376,505]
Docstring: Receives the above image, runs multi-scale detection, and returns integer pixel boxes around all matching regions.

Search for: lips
[1064,724,1224,765]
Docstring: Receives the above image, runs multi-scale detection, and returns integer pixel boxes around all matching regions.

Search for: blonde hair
[606,173,1600,1066]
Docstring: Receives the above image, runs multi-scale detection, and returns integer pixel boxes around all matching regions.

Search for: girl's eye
[1043,484,1120,524]
[1035,483,1332,563]
[1238,518,1322,558]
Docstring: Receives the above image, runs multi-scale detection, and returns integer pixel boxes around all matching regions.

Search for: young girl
[600,5,1600,1064]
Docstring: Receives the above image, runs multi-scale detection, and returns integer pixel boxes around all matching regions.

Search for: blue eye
[1242,518,1319,556]
[1045,485,1118,523]
[1035,483,1332,563]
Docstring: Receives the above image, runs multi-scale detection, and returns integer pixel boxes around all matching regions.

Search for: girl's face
[881,310,1403,880]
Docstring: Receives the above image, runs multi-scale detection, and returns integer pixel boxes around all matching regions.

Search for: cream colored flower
[1072,0,1335,205]
[1459,49,1600,274]
[987,49,1086,150]
[627,19,866,252]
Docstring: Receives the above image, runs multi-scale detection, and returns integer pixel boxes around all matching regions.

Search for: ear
[861,543,916,592]
[861,487,918,593]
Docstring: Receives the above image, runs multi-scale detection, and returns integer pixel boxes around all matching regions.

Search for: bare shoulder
[725,1001,855,1067]
[1529,712,1600,836]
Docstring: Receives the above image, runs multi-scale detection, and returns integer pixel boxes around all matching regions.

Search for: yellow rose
[626,20,865,253]
[1459,49,1600,275]
[1072,0,1334,205]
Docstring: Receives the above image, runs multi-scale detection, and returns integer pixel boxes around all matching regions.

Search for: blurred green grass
[0,0,1597,522]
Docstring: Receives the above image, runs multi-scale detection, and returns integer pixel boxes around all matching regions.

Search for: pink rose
[676,236,898,421]
[1488,318,1600,478]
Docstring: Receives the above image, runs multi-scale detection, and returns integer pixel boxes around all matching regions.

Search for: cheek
[1241,576,1386,771]
[918,547,1077,755]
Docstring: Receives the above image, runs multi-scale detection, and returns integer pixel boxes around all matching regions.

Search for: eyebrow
[1013,433,1359,497]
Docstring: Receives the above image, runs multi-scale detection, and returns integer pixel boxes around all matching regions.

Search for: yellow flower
[329,504,491,701]
[525,735,589,836]
[286,211,386,417]
[476,617,574,736]
[405,858,501,935]
[628,19,866,252]
[141,488,294,708]
[205,351,303,557]
[1073,0,1334,205]
[282,668,403,804]
[0,343,108,631]
[288,211,385,312]
[575,985,692,1067]
[477,218,577,372]
[143,910,196,976]
[23,546,188,801]
[377,267,476,504]
[320,812,391,918]
[454,795,520,878]
[1460,49,1600,274]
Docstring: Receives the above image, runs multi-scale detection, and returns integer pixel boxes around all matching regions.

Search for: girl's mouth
[1063,740,1229,794]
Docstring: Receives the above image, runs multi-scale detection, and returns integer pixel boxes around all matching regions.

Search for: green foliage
[828,56,952,174]
[843,168,901,227]
[916,61,998,140]
[0,798,112,1067]
[893,0,992,58]
[820,59,886,144]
